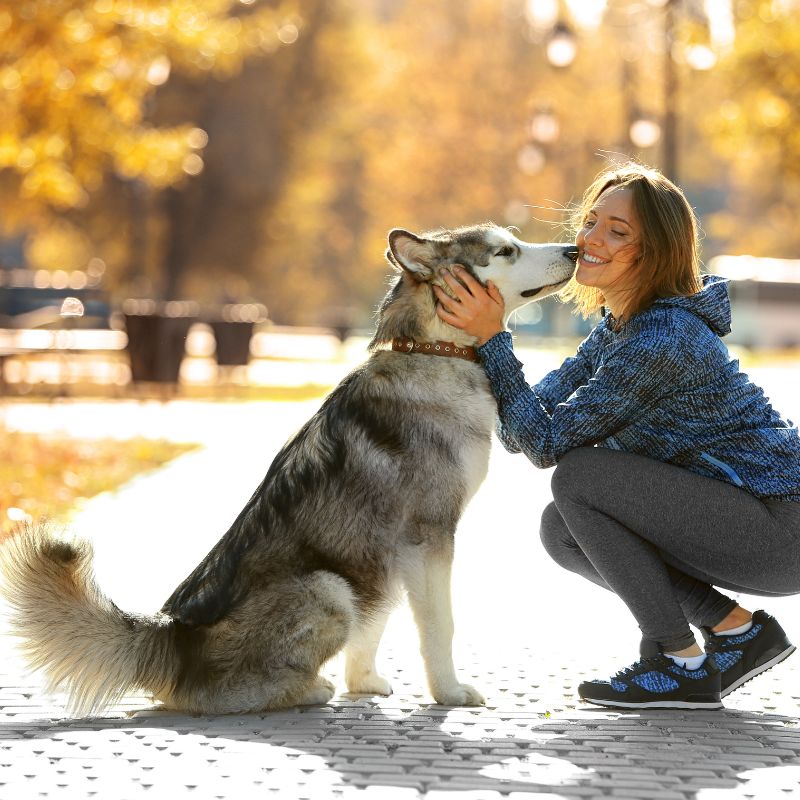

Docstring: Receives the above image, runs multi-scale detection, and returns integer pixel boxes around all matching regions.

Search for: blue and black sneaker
[578,654,723,709]
[702,609,795,698]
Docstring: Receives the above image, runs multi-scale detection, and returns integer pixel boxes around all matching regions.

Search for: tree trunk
[162,185,188,301]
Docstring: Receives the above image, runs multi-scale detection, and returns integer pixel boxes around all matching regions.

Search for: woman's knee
[539,501,576,564]
[550,446,603,503]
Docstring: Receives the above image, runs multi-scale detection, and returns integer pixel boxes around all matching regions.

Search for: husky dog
[0,224,576,716]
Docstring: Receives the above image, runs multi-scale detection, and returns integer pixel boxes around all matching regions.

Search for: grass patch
[1,429,199,539]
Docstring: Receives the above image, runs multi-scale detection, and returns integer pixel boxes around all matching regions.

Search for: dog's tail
[0,524,177,716]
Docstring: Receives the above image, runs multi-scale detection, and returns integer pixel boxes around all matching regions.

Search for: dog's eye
[495,246,515,258]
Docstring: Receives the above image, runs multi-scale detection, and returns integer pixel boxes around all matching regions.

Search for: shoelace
[704,630,736,654]
[614,655,669,680]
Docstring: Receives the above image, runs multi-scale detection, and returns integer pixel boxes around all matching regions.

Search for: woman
[433,162,800,709]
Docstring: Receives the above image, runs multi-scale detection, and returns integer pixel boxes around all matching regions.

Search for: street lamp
[546,21,577,68]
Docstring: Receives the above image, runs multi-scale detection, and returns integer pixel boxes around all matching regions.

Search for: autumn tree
[27,0,365,307]
[0,0,296,230]
[148,0,340,304]
[701,0,800,257]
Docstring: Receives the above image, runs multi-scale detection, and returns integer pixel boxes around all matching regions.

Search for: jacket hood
[650,274,731,336]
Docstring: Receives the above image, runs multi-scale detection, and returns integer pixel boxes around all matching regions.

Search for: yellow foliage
[26,219,93,270]
[0,0,298,222]
[0,427,198,539]
[698,0,800,255]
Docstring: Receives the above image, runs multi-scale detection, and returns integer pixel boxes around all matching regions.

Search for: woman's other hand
[433,266,505,346]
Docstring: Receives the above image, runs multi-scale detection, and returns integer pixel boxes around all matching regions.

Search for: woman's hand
[433,266,505,346]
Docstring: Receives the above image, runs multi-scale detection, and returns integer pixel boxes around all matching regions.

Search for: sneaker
[578,654,723,710]
[702,609,795,698]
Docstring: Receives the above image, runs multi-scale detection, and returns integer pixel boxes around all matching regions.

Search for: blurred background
[0,0,799,395]
[3,0,800,690]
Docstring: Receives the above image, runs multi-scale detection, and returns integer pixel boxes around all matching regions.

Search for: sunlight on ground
[480,752,595,784]
[697,765,800,798]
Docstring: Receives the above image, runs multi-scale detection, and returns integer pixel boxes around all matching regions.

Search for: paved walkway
[2,358,800,799]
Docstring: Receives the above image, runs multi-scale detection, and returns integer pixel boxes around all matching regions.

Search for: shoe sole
[720,643,796,699]
[580,697,723,710]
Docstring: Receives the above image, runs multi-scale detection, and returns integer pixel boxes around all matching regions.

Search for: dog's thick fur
[0,224,576,716]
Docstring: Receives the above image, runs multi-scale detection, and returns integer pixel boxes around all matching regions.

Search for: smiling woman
[572,186,640,308]
[562,163,703,326]
[434,160,800,712]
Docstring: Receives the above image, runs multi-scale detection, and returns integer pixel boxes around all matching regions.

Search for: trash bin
[123,300,198,384]
[209,321,254,367]
[208,304,266,367]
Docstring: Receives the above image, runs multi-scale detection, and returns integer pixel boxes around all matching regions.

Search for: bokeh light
[277,23,299,44]
[629,118,662,148]
[146,56,172,86]
[517,145,546,176]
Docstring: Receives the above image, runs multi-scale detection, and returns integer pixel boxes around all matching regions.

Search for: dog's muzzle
[521,246,578,298]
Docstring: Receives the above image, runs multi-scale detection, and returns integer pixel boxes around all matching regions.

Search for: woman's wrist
[476,327,505,347]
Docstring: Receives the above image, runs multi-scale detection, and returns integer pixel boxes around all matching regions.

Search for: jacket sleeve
[494,416,521,454]
[531,327,602,413]
[482,328,600,454]
[477,327,683,468]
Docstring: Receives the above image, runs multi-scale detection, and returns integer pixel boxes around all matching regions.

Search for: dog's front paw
[433,683,485,707]
[346,673,393,696]
[297,676,336,706]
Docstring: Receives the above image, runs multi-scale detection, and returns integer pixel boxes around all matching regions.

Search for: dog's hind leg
[403,552,485,707]
[297,675,337,705]
[185,669,337,714]
[184,571,355,713]
[345,607,392,696]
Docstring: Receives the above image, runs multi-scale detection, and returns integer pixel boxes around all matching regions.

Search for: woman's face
[575,186,641,296]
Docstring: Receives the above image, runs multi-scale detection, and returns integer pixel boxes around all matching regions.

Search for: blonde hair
[560,162,702,320]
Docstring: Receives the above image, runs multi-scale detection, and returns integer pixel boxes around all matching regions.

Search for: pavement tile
[608,791,687,800]
[506,794,593,800]
[705,755,786,768]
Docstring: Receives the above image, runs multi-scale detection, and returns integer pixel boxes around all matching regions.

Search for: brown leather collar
[390,337,479,362]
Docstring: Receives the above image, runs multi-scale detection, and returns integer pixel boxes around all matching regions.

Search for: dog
[0,223,577,716]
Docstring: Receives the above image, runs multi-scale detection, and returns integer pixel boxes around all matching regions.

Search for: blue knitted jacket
[477,275,800,501]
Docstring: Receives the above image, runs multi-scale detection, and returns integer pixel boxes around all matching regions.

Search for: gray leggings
[541,447,800,652]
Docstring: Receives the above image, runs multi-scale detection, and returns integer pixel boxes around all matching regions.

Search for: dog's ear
[387,229,437,282]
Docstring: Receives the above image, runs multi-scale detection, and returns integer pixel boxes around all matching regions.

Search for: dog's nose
[562,246,579,263]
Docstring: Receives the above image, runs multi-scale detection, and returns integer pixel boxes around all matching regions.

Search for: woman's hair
[560,162,702,320]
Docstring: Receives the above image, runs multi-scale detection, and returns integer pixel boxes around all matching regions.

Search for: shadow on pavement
[4,699,800,797]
